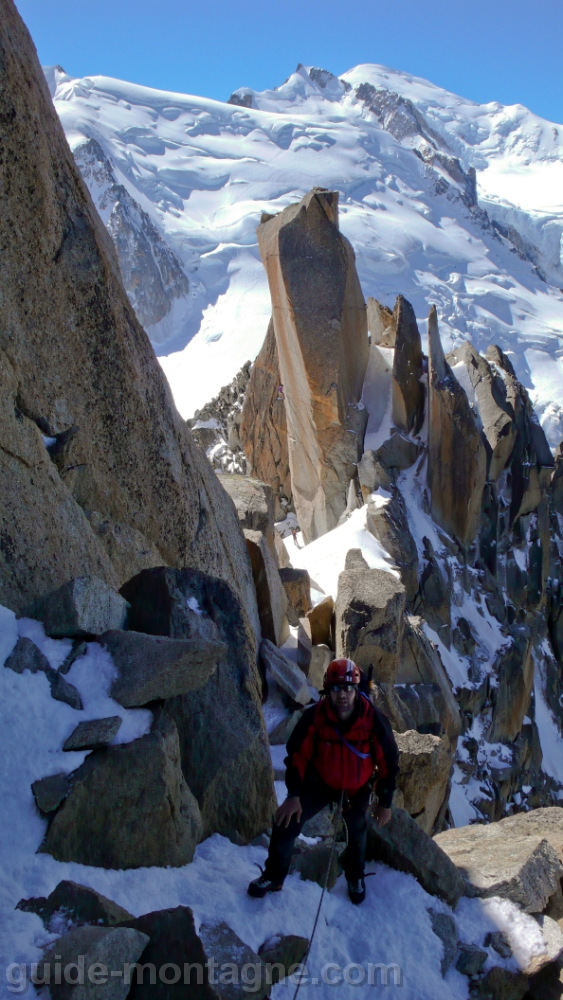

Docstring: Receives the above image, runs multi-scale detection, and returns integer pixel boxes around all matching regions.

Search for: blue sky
[16,0,563,123]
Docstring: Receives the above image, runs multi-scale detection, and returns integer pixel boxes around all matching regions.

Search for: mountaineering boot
[347,877,366,905]
[248,873,284,898]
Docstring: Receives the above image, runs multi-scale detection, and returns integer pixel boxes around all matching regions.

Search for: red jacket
[285,693,399,803]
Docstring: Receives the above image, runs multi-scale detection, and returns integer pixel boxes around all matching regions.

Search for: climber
[291,526,300,548]
[248,658,399,905]
[277,384,285,400]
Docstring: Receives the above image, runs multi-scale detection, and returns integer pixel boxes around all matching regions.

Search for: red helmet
[324,658,361,688]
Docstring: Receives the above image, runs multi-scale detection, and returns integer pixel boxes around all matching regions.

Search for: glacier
[45,62,563,439]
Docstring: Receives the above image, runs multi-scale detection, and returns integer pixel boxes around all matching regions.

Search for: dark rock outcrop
[427,306,487,548]
[244,529,289,646]
[38,926,149,1000]
[279,567,312,625]
[63,717,122,751]
[391,295,425,436]
[240,320,292,518]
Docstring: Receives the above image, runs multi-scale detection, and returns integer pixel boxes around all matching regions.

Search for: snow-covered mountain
[46,63,563,438]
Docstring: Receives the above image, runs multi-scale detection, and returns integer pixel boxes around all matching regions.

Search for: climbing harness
[291,790,345,1000]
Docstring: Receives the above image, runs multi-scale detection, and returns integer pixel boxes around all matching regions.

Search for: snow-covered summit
[46,62,563,436]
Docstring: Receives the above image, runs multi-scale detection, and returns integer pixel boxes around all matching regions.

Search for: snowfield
[45,63,563,440]
[0,606,549,999]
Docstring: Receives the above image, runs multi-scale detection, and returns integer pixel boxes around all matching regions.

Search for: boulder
[366,807,464,906]
[0,0,259,641]
[59,640,87,675]
[268,708,304,745]
[469,967,528,1000]
[290,839,342,890]
[307,644,332,690]
[335,566,406,682]
[434,823,563,912]
[428,909,457,976]
[274,530,291,569]
[497,807,563,864]
[4,636,50,674]
[41,714,203,869]
[357,449,392,503]
[47,669,83,710]
[119,906,212,1000]
[244,528,289,646]
[526,915,563,976]
[366,297,396,347]
[297,619,313,673]
[455,943,487,977]
[447,341,516,482]
[307,595,334,647]
[366,488,419,602]
[120,567,275,843]
[427,306,487,549]
[240,318,292,519]
[527,955,563,1000]
[24,577,128,638]
[63,717,122,751]
[218,474,277,560]
[38,925,149,1000]
[258,934,309,985]
[393,683,449,737]
[375,431,421,473]
[391,295,425,436]
[199,921,270,1000]
[6,639,84,708]
[32,772,72,813]
[278,568,312,626]
[103,630,224,708]
[395,730,453,835]
[257,189,369,542]
[17,880,134,929]
[260,640,310,706]
[397,615,461,738]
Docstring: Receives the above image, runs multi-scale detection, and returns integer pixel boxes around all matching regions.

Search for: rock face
[121,567,275,841]
[335,566,405,682]
[103,630,224,707]
[395,730,452,835]
[446,341,516,483]
[366,488,419,603]
[434,819,563,912]
[73,138,190,336]
[25,577,128,637]
[260,640,311,706]
[256,189,369,541]
[366,297,396,346]
[244,529,289,646]
[279,568,312,626]
[427,306,487,548]
[218,474,277,558]
[0,0,258,638]
[42,714,203,868]
[391,295,425,436]
[39,926,150,1000]
[240,319,292,517]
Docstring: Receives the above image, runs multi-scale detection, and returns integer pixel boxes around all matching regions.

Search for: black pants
[264,782,371,883]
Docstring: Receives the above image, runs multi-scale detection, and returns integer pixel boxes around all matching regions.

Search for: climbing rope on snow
[291,791,344,1000]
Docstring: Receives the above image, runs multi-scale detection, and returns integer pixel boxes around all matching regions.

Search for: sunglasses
[329,683,357,693]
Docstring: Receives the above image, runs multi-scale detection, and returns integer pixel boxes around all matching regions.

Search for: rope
[291,791,344,1000]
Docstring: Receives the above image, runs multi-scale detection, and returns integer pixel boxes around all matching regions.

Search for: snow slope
[46,63,563,438]
[1,607,550,999]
